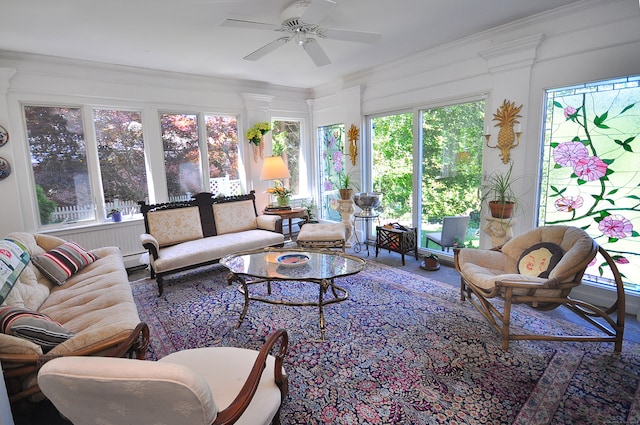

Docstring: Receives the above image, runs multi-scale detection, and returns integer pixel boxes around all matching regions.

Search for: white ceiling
[2,0,583,89]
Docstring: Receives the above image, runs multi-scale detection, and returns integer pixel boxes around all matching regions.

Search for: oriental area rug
[131,261,640,425]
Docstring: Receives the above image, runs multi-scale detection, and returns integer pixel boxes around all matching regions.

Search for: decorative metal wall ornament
[0,157,11,180]
[485,99,523,164]
[347,124,359,166]
[0,125,8,148]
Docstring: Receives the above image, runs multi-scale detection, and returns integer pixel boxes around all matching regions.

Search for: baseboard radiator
[45,220,147,269]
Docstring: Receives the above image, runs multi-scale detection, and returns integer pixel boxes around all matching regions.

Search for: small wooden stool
[296,223,346,252]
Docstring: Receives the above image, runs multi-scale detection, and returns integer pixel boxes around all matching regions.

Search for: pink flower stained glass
[553,142,588,167]
[574,156,608,182]
[554,196,584,212]
[598,215,633,239]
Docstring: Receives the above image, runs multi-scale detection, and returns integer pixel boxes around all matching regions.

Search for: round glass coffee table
[220,247,365,340]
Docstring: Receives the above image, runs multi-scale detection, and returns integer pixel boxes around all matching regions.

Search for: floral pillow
[517,242,564,278]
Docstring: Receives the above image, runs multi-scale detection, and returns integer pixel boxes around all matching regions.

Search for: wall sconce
[485,99,523,164]
[346,124,359,166]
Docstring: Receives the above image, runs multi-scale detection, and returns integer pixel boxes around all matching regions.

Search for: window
[160,113,202,199]
[205,114,240,196]
[420,101,484,249]
[318,123,345,221]
[272,120,301,195]
[24,106,95,225]
[540,76,640,292]
[94,109,148,214]
[371,112,414,224]
[368,100,484,250]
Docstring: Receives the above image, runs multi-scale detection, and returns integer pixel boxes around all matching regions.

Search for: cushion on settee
[212,200,258,235]
[32,241,98,286]
[147,207,204,247]
[0,306,74,352]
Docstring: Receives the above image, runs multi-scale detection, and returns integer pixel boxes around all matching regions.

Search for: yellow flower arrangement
[266,183,293,198]
[246,121,271,146]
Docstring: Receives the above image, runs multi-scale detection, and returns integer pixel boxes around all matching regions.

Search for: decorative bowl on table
[276,253,310,267]
[354,192,383,216]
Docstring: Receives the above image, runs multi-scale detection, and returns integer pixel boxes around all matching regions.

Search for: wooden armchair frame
[37,328,289,425]
[1,322,149,408]
[212,328,289,425]
[455,242,625,352]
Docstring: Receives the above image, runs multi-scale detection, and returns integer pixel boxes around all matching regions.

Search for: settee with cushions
[139,191,285,295]
[0,232,149,407]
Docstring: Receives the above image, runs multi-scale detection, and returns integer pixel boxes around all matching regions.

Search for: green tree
[25,106,90,207]
[372,113,414,221]
[160,113,201,197]
[94,110,148,203]
[206,115,239,180]
[372,101,484,227]
[36,185,57,225]
[421,102,484,224]
[272,120,301,194]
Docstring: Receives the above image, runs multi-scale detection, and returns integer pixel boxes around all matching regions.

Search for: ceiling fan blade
[319,28,381,43]
[303,38,331,66]
[243,37,290,61]
[221,18,279,31]
[301,0,337,25]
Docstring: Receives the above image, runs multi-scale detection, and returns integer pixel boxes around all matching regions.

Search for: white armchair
[38,329,289,425]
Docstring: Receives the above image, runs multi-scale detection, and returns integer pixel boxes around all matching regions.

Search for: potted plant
[267,183,293,207]
[481,163,519,219]
[301,198,319,223]
[338,171,358,200]
[107,208,122,222]
[245,121,271,146]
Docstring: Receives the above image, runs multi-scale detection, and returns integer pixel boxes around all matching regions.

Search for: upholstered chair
[455,226,625,352]
[38,329,289,425]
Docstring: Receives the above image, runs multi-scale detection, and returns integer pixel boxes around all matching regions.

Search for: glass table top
[220,247,365,281]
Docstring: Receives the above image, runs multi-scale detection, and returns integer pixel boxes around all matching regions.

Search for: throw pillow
[32,241,98,286]
[0,238,31,304]
[517,242,564,278]
[0,306,74,352]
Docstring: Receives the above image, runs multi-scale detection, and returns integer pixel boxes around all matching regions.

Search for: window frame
[20,102,246,231]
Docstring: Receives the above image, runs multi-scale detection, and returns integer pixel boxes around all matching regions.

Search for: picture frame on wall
[0,125,8,147]
[0,157,11,180]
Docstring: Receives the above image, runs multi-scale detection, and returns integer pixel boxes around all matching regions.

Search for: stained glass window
[318,123,345,221]
[540,76,640,292]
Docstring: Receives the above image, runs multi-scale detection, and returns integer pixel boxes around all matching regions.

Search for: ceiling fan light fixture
[296,31,307,46]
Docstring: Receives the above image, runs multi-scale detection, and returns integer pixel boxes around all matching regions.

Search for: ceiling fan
[221,0,381,66]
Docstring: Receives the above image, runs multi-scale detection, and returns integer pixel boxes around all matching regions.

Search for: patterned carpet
[131,261,640,424]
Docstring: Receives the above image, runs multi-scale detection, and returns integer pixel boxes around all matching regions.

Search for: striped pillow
[0,306,74,352]
[32,241,99,285]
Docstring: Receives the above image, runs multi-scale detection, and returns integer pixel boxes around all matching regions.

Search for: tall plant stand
[352,213,380,256]
[483,216,515,247]
[337,199,355,247]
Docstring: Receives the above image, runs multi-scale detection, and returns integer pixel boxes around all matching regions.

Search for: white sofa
[140,191,285,295]
[0,232,148,406]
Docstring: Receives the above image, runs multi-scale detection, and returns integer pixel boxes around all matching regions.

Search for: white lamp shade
[260,156,290,181]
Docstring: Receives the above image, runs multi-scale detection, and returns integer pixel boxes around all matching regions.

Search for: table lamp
[260,156,291,208]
